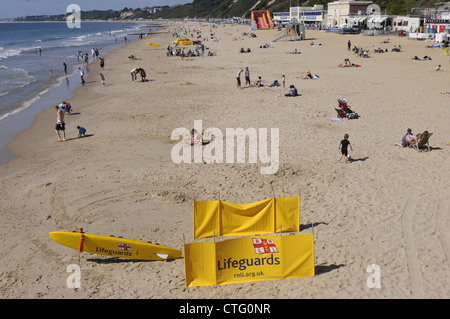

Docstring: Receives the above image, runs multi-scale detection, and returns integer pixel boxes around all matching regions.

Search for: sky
[0,0,193,19]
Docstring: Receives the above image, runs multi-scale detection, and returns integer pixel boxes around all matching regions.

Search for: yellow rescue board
[146,42,161,47]
[49,231,182,261]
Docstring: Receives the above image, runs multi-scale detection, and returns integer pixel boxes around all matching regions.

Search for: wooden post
[78,234,84,253]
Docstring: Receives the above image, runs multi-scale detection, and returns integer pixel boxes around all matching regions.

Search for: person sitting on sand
[394,128,416,148]
[338,59,352,68]
[254,76,264,87]
[269,79,280,87]
[285,85,299,97]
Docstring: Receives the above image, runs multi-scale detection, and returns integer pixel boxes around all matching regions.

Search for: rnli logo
[252,238,279,254]
[118,243,132,251]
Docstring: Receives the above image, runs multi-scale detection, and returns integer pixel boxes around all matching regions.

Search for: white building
[273,12,290,24]
[290,5,327,26]
[393,16,421,33]
[326,0,374,27]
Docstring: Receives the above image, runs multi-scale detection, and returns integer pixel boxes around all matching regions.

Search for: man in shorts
[55,105,65,142]
[236,69,242,88]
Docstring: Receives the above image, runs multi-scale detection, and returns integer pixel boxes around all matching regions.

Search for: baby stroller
[335,99,359,119]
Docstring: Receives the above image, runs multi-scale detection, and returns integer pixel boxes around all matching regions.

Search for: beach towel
[327,117,343,122]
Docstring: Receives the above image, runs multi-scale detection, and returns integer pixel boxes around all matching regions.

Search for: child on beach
[339,134,353,163]
[245,67,251,86]
[100,73,105,85]
[77,126,86,138]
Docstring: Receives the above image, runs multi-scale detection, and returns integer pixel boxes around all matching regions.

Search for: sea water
[0,21,152,163]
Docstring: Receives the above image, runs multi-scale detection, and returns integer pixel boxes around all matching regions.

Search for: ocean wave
[0,46,23,59]
[0,65,37,96]
[0,74,66,122]
[38,36,63,42]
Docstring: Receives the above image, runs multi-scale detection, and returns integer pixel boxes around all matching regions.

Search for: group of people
[54,101,87,142]
[90,48,101,61]
[167,44,206,58]
[236,67,252,88]
[413,55,432,61]
[258,42,272,49]
[338,59,354,67]
[351,46,370,58]
[130,68,147,82]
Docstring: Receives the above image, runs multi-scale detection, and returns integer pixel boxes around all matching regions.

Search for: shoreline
[0,69,84,164]
[0,21,449,299]
[3,35,145,165]
[0,21,158,164]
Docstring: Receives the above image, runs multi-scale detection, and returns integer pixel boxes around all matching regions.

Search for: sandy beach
[0,21,449,299]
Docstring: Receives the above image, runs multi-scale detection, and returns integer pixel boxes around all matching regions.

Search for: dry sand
[0,21,449,299]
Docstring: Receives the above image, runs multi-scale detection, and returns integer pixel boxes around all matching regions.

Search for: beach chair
[410,131,433,151]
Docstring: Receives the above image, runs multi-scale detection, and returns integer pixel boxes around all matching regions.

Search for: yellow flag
[193,197,300,239]
[184,234,314,287]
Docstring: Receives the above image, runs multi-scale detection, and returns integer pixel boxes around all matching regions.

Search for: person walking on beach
[63,63,67,74]
[282,74,286,88]
[339,134,353,163]
[237,69,243,88]
[55,105,65,142]
[100,73,105,85]
[99,57,105,70]
[79,67,85,85]
[347,40,351,51]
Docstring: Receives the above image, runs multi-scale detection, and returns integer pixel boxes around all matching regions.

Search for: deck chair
[410,131,433,151]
